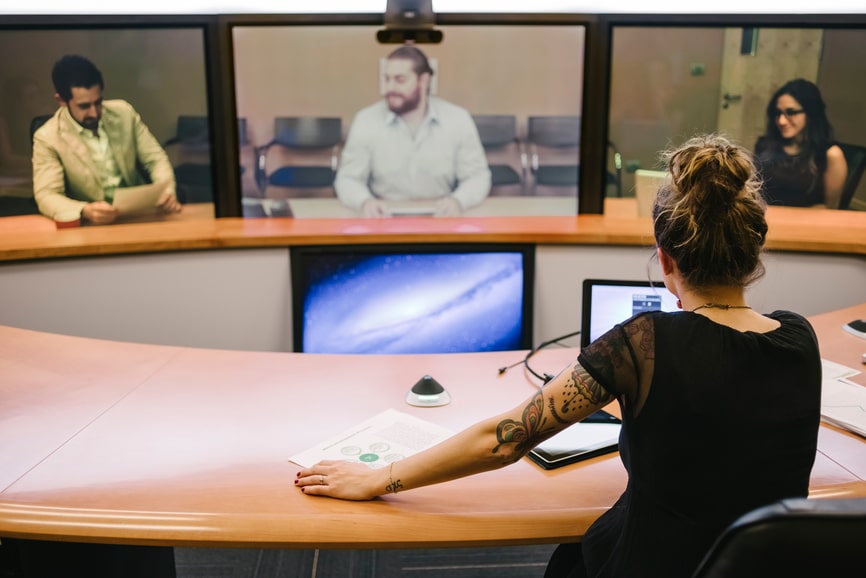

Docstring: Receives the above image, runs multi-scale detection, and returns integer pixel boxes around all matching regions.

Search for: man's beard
[78,117,99,131]
[386,90,422,116]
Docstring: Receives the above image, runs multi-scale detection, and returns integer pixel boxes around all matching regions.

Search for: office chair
[29,113,53,142]
[0,115,53,217]
[163,115,213,203]
[471,114,525,195]
[0,195,38,217]
[254,117,342,197]
[691,496,866,578]
[164,115,249,204]
[527,115,580,195]
[836,142,866,210]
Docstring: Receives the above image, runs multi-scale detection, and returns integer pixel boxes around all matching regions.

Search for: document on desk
[820,359,865,438]
[112,181,169,215]
[289,408,454,469]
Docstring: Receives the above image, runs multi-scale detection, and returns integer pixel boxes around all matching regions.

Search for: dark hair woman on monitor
[296,134,821,577]
[754,78,848,208]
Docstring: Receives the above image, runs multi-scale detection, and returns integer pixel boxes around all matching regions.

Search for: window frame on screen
[289,242,536,354]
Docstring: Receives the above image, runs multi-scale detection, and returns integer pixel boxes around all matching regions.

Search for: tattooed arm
[295,361,614,501]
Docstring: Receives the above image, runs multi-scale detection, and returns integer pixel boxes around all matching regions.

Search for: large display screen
[608,25,866,211]
[0,24,215,220]
[232,24,585,218]
[291,244,534,354]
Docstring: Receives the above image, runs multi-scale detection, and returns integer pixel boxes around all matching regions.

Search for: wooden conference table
[1,304,865,550]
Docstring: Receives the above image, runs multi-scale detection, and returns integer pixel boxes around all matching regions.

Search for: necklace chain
[691,303,752,313]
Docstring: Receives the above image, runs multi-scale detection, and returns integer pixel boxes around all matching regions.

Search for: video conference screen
[291,244,534,354]
[232,24,585,219]
[608,25,866,211]
[0,25,214,220]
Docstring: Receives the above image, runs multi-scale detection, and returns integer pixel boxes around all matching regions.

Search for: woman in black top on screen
[754,78,847,208]
[295,134,822,577]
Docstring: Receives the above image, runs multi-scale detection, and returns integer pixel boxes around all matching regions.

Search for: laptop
[634,169,669,217]
[580,279,679,347]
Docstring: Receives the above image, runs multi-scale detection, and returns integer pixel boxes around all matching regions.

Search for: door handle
[722,93,743,109]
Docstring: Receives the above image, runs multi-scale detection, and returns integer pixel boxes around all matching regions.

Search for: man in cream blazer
[32,55,179,225]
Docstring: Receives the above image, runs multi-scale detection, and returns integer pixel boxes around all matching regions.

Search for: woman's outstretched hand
[295,459,387,501]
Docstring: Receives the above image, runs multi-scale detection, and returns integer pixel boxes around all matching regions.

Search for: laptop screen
[580,279,679,347]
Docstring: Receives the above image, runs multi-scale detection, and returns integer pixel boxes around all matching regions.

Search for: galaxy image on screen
[296,249,529,354]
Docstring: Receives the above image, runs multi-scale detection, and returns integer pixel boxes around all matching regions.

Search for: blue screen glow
[299,251,527,354]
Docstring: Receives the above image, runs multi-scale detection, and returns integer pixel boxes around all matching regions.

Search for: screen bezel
[290,242,535,353]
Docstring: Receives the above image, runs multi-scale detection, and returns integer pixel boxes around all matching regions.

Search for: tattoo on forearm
[493,390,545,455]
[491,364,613,458]
[548,397,567,424]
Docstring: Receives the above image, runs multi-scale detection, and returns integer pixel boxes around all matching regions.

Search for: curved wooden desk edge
[0,305,864,549]
[1,200,865,262]
[0,505,612,549]
[2,481,864,549]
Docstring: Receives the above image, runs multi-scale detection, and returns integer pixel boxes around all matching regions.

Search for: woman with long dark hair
[754,78,847,208]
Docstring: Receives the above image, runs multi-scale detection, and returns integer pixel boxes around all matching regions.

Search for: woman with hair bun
[754,78,848,208]
[296,135,822,577]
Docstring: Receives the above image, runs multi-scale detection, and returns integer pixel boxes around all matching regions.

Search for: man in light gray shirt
[334,45,491,217]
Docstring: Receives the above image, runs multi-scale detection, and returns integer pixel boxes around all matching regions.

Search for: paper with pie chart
[289,408,455,469]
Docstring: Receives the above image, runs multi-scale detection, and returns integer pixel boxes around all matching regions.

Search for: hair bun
[652,133,767,290]
[670,136,751,216]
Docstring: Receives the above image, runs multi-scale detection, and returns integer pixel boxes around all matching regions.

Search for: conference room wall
[0,249,292,352]
[0,246,863,352]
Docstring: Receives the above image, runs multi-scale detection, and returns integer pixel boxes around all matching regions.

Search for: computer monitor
[580,279,679,347]
[229,18,586,218]
[291,243,534,354]
[606,20,866,211]
[0,18,218,218]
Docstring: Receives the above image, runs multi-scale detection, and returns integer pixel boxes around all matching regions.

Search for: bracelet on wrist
[385,461,403,494]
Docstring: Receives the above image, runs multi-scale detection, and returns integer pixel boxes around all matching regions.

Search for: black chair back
[692,497,866,578]
[527,115,580,148]
[837,142,866,210]
[473,114,518,148]
[29,114,53,143]
[273,117,342,149]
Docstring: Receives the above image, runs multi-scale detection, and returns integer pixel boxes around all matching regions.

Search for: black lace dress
[573,310,821,578]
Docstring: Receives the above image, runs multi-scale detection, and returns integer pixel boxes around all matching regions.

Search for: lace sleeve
[578,313,657,418]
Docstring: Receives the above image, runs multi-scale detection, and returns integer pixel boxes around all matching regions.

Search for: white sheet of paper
[289,408,454,469]
[821,378,866,438]
[112,181,169,215]
[821,358,861,381]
